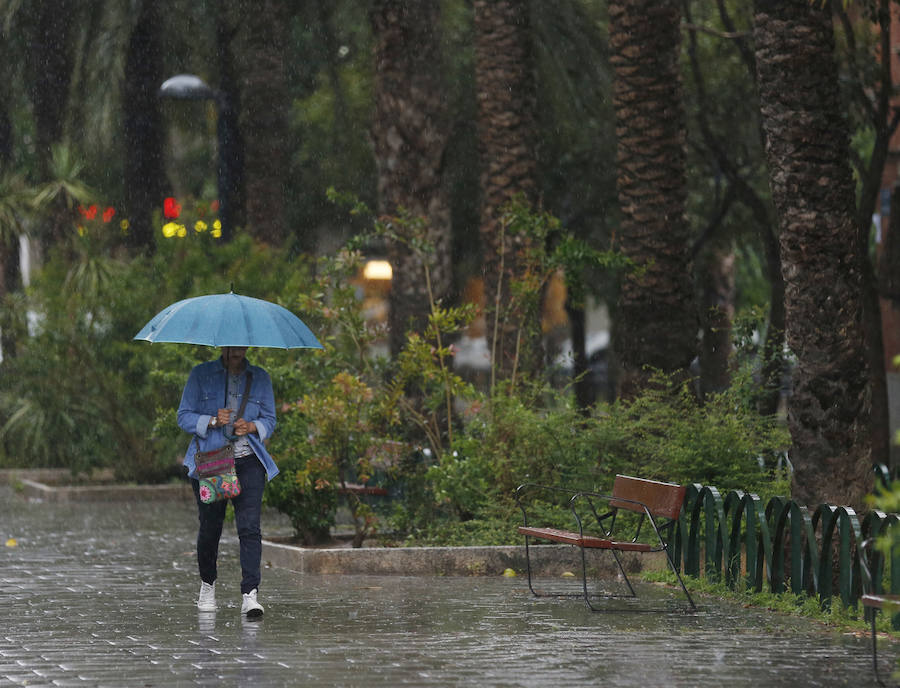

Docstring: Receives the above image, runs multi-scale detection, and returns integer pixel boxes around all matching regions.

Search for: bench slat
[518,526,653,552]
[518,526,583,546]
[338,483,388,496]
[862,593,900,610]
[608,475,686,520]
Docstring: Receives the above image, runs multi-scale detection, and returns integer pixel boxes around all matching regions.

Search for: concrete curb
[1,469,193,502]
[262,539,666,577]
[14,478,194,503]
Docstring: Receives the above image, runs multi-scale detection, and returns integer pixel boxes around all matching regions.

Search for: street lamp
[159,74,236,241]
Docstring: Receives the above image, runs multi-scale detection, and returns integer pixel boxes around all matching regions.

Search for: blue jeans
[191,455,266,594]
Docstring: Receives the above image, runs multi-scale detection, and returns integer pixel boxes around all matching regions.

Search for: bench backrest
[608,475,686,521]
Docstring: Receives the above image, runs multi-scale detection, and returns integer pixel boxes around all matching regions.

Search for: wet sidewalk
[0,485,893,687]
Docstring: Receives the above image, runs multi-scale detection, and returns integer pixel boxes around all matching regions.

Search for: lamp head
[159,74,217,101]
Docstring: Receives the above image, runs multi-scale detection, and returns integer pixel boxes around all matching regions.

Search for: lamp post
[159,74,236,241]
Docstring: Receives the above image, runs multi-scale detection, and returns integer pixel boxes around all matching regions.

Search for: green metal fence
[671,472,900,608]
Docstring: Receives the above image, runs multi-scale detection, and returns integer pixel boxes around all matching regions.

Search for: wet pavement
[0,485,894,687]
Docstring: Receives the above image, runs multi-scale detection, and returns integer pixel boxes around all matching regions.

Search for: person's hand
[233,419,257,436]
[216,408,232,426]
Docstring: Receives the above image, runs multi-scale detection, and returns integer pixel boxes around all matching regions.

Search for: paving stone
[0,485,894,686]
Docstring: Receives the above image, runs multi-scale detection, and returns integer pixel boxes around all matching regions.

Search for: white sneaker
[197,581,216,612]
[241,588,264,618]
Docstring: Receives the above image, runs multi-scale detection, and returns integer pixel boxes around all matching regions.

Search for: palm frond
[32,145,95,210]
[0,173,33,244]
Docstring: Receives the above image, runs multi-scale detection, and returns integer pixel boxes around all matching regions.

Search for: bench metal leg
[870,609,890,687]
[578,546,636,612]
[610,549,637,597]
[663,546,696,611]
[522,535,538,598]
[523,535,593,601]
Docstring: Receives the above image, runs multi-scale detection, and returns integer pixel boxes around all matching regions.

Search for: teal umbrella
[134,292,323,349]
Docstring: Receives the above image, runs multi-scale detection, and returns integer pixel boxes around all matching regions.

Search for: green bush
[264,453,339,545]
[0,199,791,550]
[0,224,317,481]
[595,371,790,496]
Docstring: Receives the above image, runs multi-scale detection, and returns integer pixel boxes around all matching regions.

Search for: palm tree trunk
[28,0,74,174]
[474,0,541,380]
[608,0,697,398]
[123,0,168,251]
[753,0,874,508]
[27,0,75,249]
[216,6,245,238]
[236,0,289,244]
[371,0,453,357]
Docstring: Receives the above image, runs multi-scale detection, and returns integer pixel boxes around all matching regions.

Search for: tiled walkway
[0,486,891,686]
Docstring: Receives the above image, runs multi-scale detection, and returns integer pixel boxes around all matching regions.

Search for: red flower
[102,207,116,223]
[210,199,220,213]
[84,204,98,220]
[163,197,181,219]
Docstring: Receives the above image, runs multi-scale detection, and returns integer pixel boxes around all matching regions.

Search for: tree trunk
[608,0,697,398]
[474,0,541,381]
[839,0,893,472]
[699,245,735,400]
[235,0,290,244]
[880,187,900,303]
[0,240,21,362]
[371,0,453,357]
[28,0,74,174]
[753,0,874,508]
[123,0,168,251]
[27,0,75,250]
[565,300,593,410]
[216,6,245,238]
[756,219,787,417]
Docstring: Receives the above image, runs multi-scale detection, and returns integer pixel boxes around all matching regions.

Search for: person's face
[222,347,248,374]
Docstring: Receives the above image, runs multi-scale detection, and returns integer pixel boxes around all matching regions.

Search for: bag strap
[235,371,253,419]
[194,370,254,451]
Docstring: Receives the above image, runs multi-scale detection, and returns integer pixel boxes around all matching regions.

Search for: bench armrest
[572,491,669,546]
[515,483,605,535]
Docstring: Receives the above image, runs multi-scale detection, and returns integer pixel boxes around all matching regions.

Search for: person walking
[177,346,278,618]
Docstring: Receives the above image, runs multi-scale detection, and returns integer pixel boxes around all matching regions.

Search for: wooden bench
[515,475,695,611]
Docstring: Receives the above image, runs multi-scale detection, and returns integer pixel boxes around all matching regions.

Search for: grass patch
[642,569,900,638]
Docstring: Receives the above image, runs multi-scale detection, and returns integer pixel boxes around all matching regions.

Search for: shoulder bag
[195,371,253,504]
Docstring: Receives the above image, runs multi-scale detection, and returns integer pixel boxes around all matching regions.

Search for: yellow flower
[120,219,130,232]
[177,224,187,238]
[76,225,86,237]
[211,220,222,238]
[162,222,179,238]
[194,220,208,233]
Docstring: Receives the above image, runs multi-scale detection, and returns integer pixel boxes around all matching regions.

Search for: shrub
[0,224,317,481]
[595,371,789,496]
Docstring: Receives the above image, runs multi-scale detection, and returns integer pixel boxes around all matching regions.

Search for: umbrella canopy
[134,292,323,349]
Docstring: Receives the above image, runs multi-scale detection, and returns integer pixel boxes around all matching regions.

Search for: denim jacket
[177,357,279,481]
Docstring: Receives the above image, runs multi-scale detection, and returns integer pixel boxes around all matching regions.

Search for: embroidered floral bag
[194,372,252,505]
[195,444,239,504]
